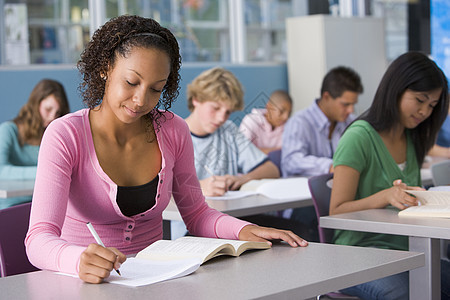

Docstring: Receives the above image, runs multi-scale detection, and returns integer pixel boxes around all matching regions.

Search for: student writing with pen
[185,67,280,197]
[25,16,307,285]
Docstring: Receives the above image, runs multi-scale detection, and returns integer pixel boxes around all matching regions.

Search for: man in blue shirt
[281,66,363,177]
[280,66,363,240]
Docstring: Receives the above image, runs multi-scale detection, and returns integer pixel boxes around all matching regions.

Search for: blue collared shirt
[281,100,355,177]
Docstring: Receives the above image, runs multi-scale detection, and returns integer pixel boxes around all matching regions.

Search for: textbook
[206,177,310,201]
[103,237,270,287]
[135,236,271,263]
[398,190,450,218]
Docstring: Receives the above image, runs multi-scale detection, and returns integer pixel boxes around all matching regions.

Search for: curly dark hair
[77,15,181,130]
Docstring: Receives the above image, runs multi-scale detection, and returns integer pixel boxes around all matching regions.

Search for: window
[0,0,414,65]
[2,0,90,64]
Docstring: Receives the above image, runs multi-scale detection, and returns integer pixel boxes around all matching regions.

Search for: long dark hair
[360,51,449,165]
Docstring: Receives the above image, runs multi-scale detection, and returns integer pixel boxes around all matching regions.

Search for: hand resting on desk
[388,179,424,210]
[238,225,308,248]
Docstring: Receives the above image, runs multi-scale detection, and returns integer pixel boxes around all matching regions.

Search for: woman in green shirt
[0,79,70,209]
[330,52,450,300]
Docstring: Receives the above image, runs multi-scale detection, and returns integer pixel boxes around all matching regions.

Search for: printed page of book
[406,190,450,205]
[256,177,310,200]
[136,237,235,262]
[239,179,275,191]
[206,177,310,201]
[399,205,450,218]
[179,236,266,254]
[174,237,270,258]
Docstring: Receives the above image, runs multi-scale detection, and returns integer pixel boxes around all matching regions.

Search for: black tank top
[116,175,159,217]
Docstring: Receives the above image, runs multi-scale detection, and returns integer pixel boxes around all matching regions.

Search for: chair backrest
[0,202,39,277]
[268,149,282,173]
[308,173,334,244]
[431,160,450,186]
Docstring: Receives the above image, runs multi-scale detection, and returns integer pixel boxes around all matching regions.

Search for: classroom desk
[320,208,450,300]
[162,180,312,239]
[163,193,313,222]
[0,180,34,198]
[0,243,423,300]
[164,176,312,221]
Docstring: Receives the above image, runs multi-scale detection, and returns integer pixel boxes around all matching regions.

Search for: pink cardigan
[25,109,250,275]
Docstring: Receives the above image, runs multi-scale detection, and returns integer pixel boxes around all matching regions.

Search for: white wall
[286,15,388,115]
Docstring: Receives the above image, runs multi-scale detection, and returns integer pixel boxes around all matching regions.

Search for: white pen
[86,222,121,276]
[203,165,215,177]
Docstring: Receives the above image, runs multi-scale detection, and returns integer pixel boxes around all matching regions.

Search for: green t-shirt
[332,120,421,251]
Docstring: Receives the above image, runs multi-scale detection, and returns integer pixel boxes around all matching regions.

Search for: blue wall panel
[0,63,288,125]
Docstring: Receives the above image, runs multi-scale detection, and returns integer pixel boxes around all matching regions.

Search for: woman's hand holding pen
[238,225,308,248]
[78,244,126,284]
[384,179,425,210]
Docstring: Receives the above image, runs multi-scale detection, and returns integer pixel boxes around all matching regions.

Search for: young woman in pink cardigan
[25,15,307,284]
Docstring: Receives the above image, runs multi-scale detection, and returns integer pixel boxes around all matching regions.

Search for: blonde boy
[185,67,280,197]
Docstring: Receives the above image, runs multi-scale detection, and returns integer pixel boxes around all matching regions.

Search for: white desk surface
[0,243,423,300]
[320,208,450,239]
[163,177,312,221]
[163,194,312,221]
[320,209,450,300]
[0,180,35,199]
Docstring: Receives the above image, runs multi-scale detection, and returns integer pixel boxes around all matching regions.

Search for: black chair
[308,173,360,299]
[268,149,282,173]
[308,173,335,243]
[0,202,39,277]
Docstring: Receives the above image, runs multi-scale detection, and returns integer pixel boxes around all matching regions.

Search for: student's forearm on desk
[428,144,450,158]
[330,166,421,215]
[227,161,279,191]
[247,160,279,180]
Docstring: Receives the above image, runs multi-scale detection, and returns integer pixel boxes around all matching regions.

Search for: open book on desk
[135,236,270,263]
[398,190,450,218]
[206,177,310,201]
[84,237,270,287]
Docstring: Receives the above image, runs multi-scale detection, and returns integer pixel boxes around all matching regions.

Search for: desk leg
[409,237,440,300]
[163,220,171,240]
